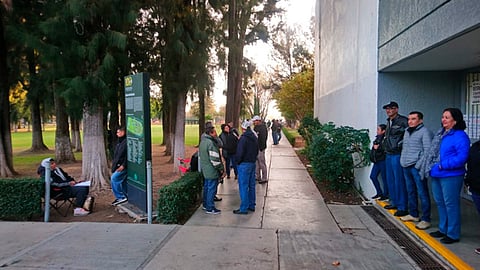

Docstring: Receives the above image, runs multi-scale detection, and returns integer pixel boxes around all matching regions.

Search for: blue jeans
[431,175,464,240]
[386,154,407,211]
[471,191,480,216]
[237,162,256,211]
[203,178,219,211]
[229,154,238,177]
[111,170,127,200]
[403,166,431,222]
[272,131,279,145]
[369,160,387,196]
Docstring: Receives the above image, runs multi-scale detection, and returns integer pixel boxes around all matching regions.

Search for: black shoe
[371,194,381,200]
[247,208,255,212]
[233,209,248,215]
[111,199,119,206]
[219,179,224,184]
[226,176,231,179]
[379,196,389,201]
[429,231,445,238]
[214,196,222,202]
[441,236,459,244]
[258,180,268,184]
[394,210,408,217]
[112,197,127,206]
[384,205,397,210]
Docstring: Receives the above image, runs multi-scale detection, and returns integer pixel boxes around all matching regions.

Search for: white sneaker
[400,214,419,222]
[73,208,90,216]
[415,220,431,230]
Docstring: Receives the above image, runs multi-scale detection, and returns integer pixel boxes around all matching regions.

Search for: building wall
[378,0,480,70]
[314,0,379,196]
[378,71,464,133]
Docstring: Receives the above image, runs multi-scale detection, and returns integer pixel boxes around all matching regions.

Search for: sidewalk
[0,130,473,269]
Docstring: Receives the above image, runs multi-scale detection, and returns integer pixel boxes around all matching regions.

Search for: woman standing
[424,108,470,244]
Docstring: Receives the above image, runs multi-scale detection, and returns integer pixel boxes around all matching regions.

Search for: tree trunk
[29,96,49,151]
[0,13,15,177]
[198,89,206,141]
[71,117,82,152]
[173,93,186,173]
[54,94,75,163]
[82,104,110,191]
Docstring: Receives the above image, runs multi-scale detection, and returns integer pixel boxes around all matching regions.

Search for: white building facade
[315,0,480,197]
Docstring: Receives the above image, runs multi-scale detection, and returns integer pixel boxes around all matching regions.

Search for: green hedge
[282,127,296,146]
[157,172,203,224]
[0,178,44,220]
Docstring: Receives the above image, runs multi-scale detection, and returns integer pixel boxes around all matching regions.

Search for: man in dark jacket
[253,115,268,183]
[382,101,409,217]
[234,120,259,214]
[111,127,128,206]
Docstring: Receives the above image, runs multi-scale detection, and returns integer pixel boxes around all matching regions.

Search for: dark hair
[443,108,467,130]
[221,123,227,132]
[117,126,125,132]
[378,124,386,131]
[205,125,215,135]
[409,111,423,120]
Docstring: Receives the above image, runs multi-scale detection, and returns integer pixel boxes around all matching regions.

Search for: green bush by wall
[157,172,203,224]
[0,178,44,220]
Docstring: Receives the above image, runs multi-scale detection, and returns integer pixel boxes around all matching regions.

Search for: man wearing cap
[233,120,259,214]
[199,124,225,214]
[382,101,409,217]
[253,115,268,184]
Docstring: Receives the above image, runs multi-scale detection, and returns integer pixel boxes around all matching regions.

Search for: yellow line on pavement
[376,200,473,270]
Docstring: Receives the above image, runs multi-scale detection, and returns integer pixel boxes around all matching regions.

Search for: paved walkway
[1,131,477,269]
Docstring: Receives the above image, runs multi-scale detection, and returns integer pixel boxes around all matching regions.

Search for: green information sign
[124,73,151,212]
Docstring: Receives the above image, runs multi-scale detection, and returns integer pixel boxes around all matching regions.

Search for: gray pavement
[1,130,477,269]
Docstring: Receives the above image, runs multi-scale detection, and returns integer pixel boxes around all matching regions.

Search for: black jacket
[369,134,386,163]
[254,123,268,151]
[466,141,480,194]
[112,136,127,173]
[384,114,408,154]
[235,128,259,164]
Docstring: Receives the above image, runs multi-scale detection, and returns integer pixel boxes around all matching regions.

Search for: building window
[466,73,480,141]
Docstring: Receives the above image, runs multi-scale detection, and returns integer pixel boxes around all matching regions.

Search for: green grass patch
[11,124,201,171]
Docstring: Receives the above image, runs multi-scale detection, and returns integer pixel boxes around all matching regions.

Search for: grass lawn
[11,124,205,172]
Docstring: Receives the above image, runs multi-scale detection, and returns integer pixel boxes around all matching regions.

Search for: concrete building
[314,0,480,197]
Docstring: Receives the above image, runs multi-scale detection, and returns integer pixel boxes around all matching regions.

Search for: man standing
[233,120,259,214]
[400,111,433,229]
[199,124,225,214]
[271,119,279,145]
[253,115,268,184]
[382,101,409,217]
[111,127,128,206]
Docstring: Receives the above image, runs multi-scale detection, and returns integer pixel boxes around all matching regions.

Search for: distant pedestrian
[423,108,469,244]
[253,115,268,184]
[271,119,279,145]
[382,101,409,217]
[199,124,225,214]
[233,120,259,214]
[369,124,388,201]
[399,111,433,230]
[111,127,128,206]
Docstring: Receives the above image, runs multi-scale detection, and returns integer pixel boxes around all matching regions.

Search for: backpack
[190,151,199,172]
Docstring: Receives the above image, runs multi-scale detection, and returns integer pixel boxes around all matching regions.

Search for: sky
[211,0,316,119]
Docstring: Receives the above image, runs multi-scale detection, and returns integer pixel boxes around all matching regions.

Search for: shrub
[282,127,296,146]
[300,118,370,192]
[0,178,44,220]
[157,172,203,224]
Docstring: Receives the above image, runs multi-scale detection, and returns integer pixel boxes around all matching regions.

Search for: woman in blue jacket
[425,108,470,244]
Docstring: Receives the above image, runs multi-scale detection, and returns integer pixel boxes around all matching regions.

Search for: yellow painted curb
[375,200,473,270]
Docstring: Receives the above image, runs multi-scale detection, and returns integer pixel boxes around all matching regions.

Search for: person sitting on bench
[38,158,90,217]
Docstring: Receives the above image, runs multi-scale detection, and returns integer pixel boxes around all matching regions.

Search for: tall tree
[158,0,213,171]
[39,0,140,190]
[0,0,15,177]
[216,0,280,128]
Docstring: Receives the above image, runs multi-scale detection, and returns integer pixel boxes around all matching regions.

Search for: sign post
[124,73,152,213]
